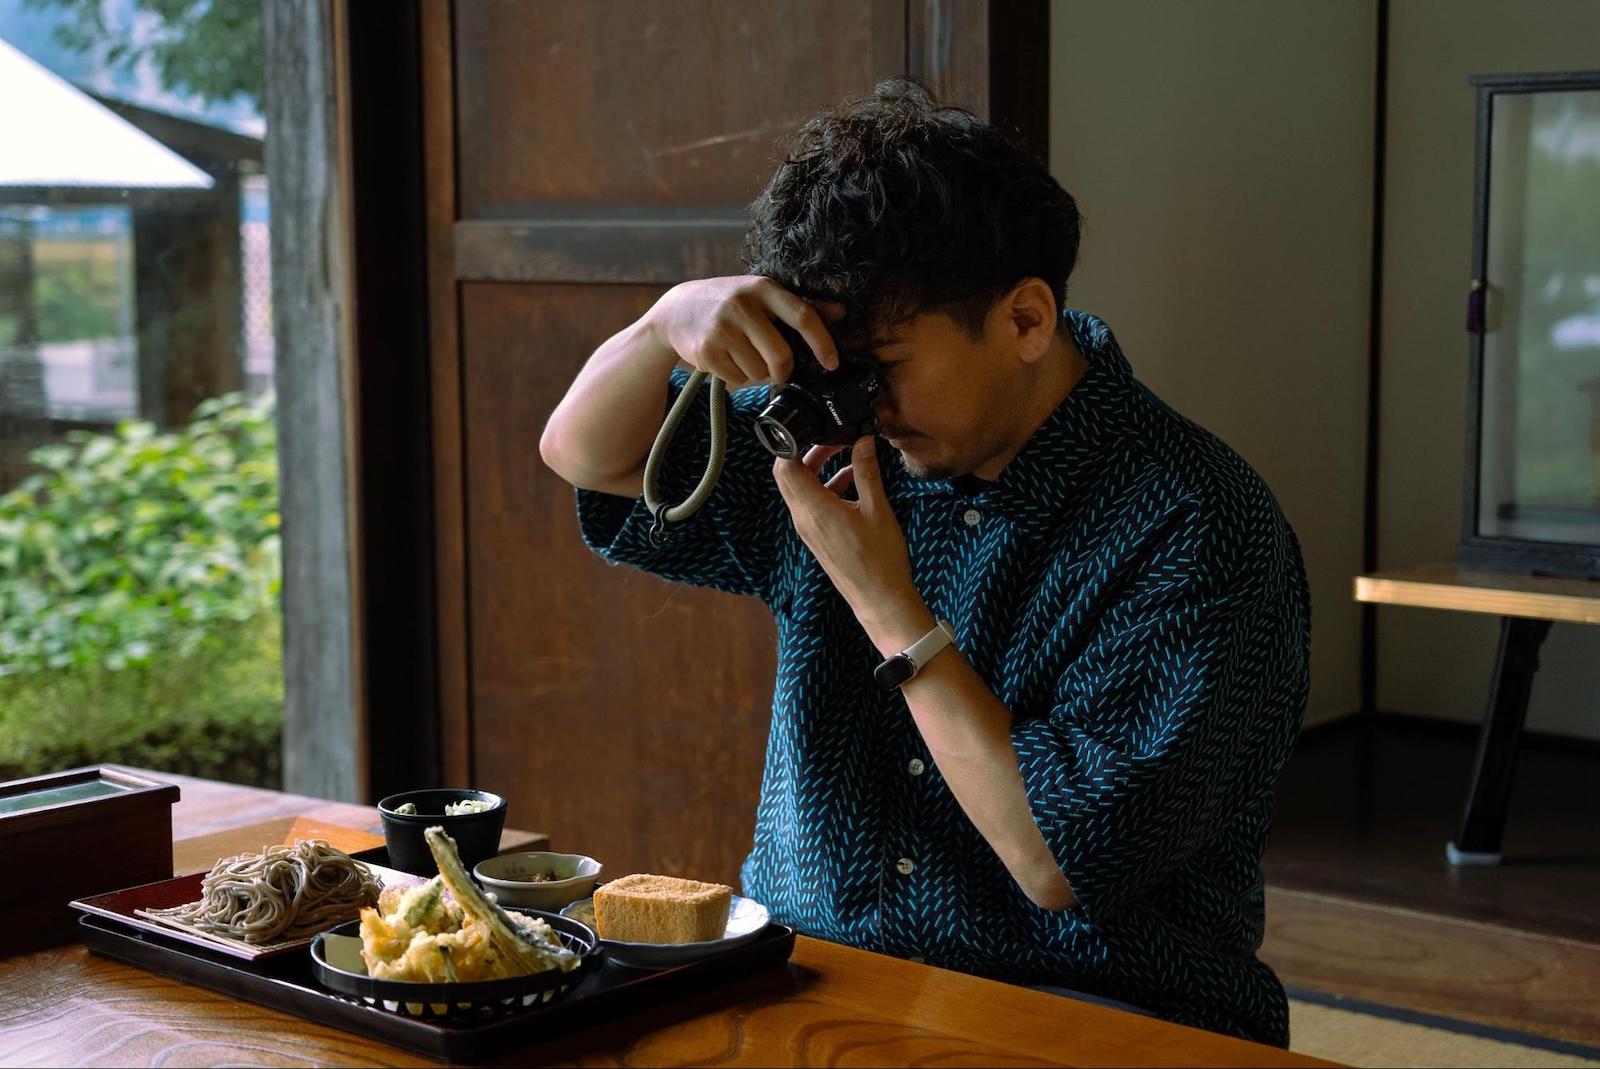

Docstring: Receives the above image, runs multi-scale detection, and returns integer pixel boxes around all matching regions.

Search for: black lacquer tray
[76,847,797,1062]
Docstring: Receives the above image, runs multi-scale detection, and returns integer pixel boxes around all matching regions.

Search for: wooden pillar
[263,0,364,803]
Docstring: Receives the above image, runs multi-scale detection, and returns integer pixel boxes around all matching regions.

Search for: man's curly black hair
[743,77,1082,351]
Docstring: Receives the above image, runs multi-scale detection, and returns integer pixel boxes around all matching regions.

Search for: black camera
[753,323,884,459]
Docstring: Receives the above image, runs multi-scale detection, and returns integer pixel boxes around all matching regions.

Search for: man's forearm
[861,601,1077,911]
[542,277,836,496]
[539,315,679,495]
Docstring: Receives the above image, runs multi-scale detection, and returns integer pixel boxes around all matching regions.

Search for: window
[0,1,283,787]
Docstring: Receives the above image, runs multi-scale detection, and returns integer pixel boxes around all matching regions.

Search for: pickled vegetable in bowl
[376,789,506,876]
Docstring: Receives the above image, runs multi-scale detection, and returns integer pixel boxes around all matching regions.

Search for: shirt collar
[886,311,1137,526]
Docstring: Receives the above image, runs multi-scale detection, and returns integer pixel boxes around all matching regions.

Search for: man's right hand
[542,276,843,497]
[646,276,843,387]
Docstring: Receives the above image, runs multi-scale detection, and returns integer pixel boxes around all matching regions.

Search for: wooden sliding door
[422,0,1046,883]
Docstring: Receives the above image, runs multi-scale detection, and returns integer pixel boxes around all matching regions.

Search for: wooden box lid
[0,765,181,836]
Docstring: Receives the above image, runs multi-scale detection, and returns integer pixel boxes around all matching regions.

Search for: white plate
[560,894,770,970]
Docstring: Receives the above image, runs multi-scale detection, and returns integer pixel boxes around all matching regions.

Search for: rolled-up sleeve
[1010,518,1309,924]
[576,368,786,601]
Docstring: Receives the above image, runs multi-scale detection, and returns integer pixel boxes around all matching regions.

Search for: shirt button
[896,857,915,875]
[962,508,982,526]
[907,758,925,776]
[909,955,926,964]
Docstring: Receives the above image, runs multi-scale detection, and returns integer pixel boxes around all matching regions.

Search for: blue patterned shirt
[575,312,1310,1045]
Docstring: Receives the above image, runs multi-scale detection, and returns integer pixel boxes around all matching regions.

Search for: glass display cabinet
[1460,71,1600,578]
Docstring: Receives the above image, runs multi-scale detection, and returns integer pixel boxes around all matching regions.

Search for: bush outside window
[0,0,282,786]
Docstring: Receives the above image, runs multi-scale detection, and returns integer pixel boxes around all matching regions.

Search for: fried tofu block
[593,874,732,944]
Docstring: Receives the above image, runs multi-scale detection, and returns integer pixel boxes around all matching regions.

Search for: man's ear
[1004,278,1058,365]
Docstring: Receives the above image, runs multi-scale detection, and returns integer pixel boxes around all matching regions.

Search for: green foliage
[34,247,123,342]
[25,0,262,109]
[0,393,282,786]
[0,392,280,674]
[0,612,282,786]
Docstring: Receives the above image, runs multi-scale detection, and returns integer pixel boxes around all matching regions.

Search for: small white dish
[559,893,770,970]
[474,851,602,910]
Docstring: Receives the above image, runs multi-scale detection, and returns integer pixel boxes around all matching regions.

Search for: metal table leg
[1446,615,1553,866]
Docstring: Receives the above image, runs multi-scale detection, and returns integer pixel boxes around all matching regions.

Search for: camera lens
[754,417,798,458]
[755,386,825,459]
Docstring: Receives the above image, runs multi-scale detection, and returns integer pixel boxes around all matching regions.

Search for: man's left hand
[772,436,933,653]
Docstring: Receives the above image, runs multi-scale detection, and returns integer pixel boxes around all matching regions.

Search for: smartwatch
[873,620,957,690]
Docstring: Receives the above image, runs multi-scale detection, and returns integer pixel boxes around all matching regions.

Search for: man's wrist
[858,593,937,658]
[634,310,680,373]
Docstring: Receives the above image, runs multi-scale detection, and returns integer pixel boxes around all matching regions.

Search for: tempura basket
[310,910,601,1024]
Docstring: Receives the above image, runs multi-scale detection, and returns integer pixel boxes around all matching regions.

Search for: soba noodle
[147,839,381,944]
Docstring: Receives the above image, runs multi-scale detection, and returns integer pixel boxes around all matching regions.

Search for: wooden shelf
[1354,564,1600,624]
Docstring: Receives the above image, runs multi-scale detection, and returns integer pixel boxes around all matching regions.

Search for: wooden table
[0,776,1332,1068]
[1356,563,1600,865]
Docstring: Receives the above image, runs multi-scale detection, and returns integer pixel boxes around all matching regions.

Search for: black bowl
[310,908,601,1023]
[377,788,507,876]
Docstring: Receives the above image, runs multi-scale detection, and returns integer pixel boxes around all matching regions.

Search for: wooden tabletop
[0,776,1333,1068]
[1355,564,1600,624]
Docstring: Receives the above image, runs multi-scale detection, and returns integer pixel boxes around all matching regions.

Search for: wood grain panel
[172,817,378,876]
[905,0,1050,161]
[453,0,906,214]
[0,944,435,1068]
[151,771,548,862]
[1,934,1324,1069]
[461,283,775,886]
[1355,564,1600,624]
[538,937,1331,1068]
[5,802,172,957]
[454,218,748,284]
[1263,886,1600,1047]
[908,0,990,112]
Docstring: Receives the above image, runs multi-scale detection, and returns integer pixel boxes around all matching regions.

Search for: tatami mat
[1288,992,1600,1068]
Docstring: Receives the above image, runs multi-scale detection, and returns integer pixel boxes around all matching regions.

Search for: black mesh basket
[309,910,601,1024]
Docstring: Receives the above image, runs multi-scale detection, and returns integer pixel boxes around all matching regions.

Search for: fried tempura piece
[358,832,577,983]
[367,919,485,982]
[360,876,471,977]
[423,826,577,979]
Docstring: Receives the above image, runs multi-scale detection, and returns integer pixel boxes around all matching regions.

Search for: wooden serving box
[0,765,180,956]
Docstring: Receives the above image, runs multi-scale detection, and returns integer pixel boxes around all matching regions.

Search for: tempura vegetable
[422,825,576,978]
[358,828,576,982]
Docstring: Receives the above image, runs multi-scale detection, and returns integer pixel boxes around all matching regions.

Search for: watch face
[874,654,915,690]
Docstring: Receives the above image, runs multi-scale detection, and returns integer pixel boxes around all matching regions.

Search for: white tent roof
[0,36,213,190]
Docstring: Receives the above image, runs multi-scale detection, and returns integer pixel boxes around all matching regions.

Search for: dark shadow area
[1266,714,1600,943]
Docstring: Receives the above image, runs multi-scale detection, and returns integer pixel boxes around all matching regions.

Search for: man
[540,80,1310,1046]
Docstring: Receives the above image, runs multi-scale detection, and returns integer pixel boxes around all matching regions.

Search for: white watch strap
[903,619,957,675]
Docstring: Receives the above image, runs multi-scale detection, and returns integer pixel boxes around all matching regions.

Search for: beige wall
[1378,0,1600,739]
[1050,1,1377,727]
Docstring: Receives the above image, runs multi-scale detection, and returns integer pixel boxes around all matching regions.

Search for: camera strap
[643,370,727,544]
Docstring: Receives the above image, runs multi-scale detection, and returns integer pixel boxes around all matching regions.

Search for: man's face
[865,304,1024,480]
